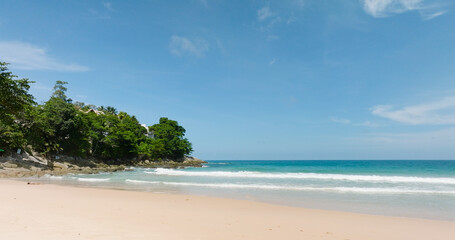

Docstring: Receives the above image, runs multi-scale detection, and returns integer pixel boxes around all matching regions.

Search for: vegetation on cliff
[0,62,193,165]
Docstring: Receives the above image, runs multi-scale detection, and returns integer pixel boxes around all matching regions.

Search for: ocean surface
[31,160,455,221]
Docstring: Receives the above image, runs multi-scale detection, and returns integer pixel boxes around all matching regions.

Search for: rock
[181,156,207,167]
[2,162,18,168]
[53,162,68,170]
[30,166,42,172]
[1,151,203,178]
[80,167,95,174]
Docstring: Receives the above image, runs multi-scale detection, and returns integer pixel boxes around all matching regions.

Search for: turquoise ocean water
[33,160,455,221]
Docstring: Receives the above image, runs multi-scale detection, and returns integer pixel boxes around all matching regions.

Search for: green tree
[51,80,71,102]
[101,112,146,163]
[105,106,117,115]
[83,110,109,157]
[0,121,27,151]
[0,62,35,151]
[137,138,166,160]
[28,81,90,158]
[149,117,193,161]
[0,62,35,120]
[1,65,196,164]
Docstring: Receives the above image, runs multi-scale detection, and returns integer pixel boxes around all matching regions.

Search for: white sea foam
[42,175,64,180]
[49,176,64,179]
[146,168,455,185]
[125,179,455,195]
[77,178,110,182]
[43,174,66,180]
[125,179,160,184]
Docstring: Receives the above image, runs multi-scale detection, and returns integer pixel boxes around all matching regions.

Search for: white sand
[1,179,454,240]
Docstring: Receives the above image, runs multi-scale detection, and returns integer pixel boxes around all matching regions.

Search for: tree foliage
[148,117,193,161]
[0,62,35,121]
[0,62,35,152]
[0,65,194,163]
[29,94,89,157]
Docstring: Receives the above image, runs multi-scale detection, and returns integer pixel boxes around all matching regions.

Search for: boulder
[53,162,68,170]
[2,162,18,168]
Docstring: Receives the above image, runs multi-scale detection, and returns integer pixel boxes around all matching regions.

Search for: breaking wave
[125,179,455,195]
[146,168,455,185]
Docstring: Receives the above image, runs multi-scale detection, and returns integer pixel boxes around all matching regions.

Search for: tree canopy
[0,62,35,121]
[0,62,35,151]
[0,64,193,163]
[148,117,193,160]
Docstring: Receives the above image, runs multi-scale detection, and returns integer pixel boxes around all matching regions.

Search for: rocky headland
[0,152,206,178]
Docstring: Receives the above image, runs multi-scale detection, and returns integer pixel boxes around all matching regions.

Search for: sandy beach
[1,180,454,240]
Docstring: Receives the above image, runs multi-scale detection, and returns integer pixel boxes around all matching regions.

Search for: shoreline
[2,179,455,240]
[15,175,455,222]
[0,153,206,178]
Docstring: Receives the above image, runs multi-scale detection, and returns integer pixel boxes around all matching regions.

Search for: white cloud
[103,2,114,12]
[421,9,448,20]
[364,127,455,148]
[354,121,381,127]
[0,41,90,72]
[345,127,455,159]
[216,39,227,55]
[89,2,115,19]
[287,16,297,24]
[169,36,208,58]
[331,117,380,127]
[371,96,455,125]
[256,6,282,40]
[363,0,422,17]
[330,117,352,124]
[362,0,448,19]
[257,6,273,21]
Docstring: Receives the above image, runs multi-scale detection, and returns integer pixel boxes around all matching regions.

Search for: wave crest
[146,168,455,185]
[77,178,110,182]
[125,179,455,195]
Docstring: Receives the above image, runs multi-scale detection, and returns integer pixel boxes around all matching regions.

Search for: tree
[137,138,166,160]
[101,112,146,163]
[0,62,35,151]
[105,106,117,115]
[1,65,195,164]
[149,117,193,161]
[28,81,90,158]
[0,121,27,150]
[0,62,35,121]
[51,80,71,102]
[97,106,117,115]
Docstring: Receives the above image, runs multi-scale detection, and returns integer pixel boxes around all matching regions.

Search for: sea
[31,160,455,221]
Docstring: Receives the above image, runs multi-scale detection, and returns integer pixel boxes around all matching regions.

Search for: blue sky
[1,0,455,160]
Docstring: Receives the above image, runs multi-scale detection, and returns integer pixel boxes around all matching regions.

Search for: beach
[1,179,454,240]
[27,160,455,221]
